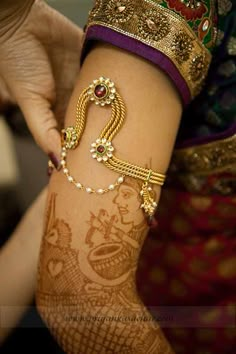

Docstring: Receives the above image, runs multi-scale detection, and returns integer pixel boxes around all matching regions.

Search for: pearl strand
[61,147,125,194]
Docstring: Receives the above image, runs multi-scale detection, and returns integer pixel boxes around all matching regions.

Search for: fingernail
[48,153,61,171]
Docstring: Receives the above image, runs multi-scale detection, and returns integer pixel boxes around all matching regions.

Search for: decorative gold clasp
[61,126,79,150]
[140,174,158,217]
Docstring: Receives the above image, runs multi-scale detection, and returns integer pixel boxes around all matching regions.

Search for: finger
[35,1,83,51]
[34,3,83,126]
[20,94,61,161]
[0,75,15,108]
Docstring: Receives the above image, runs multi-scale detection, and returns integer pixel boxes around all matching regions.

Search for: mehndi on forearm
[36,189,173,354]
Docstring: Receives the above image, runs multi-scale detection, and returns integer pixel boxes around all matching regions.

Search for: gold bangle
[61,77,166,218]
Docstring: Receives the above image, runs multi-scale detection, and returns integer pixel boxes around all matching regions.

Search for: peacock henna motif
[36,180,174,353]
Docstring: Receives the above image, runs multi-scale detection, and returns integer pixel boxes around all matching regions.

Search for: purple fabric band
[83,25,191,106]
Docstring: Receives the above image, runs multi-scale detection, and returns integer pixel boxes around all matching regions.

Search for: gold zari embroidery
[168,135,236,195]
[171,135,236,175]
[85,0,212,98]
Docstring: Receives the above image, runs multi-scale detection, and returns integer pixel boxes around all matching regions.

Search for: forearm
[36,43,181,353]
[37,190,174,354]
[0,188,46,343]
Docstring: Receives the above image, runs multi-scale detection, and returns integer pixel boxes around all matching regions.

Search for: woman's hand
[0,0,83,160]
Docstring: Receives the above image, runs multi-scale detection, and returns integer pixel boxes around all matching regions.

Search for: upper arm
[36,44,181,353]
[48,43,182,232]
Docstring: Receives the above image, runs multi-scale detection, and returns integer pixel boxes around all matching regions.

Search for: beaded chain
[61,146,125,194]
[60,77,166,218]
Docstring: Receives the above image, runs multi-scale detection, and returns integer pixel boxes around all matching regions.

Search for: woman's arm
[0,188,47,344]
[36,43,182,353]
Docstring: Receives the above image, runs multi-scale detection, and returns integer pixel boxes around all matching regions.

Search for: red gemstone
[94,84,107,98]
[97,145,105,154]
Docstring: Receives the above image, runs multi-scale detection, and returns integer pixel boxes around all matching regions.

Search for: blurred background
[0,1,92,353]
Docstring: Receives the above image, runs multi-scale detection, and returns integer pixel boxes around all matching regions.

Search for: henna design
[36,181,173,353]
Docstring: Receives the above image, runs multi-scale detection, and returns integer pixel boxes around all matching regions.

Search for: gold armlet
[60,77,166,220]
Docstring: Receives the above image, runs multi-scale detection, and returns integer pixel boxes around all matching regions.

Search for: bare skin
[0,188,47,343]
[36,43,182,353]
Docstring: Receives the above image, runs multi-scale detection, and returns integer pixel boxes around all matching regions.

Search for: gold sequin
[227,36,236,55]
[218,257,236,278]
[190,195,212,210]
[189,54,207,82]
[227,37,236,55]
[204,239,224,255]
[149,268,167,284]
[165,245,184,265]
[232,196,236,204]
[172,31,193,64]
[138,9,170,42]
[199,308,220,325]
[170,279,188,297]
[105,0,134,24]
[87,0,102,22]
[226,303,236,317]
[216,28,225,46]
[218,0,233,16]
[172,216,191,235]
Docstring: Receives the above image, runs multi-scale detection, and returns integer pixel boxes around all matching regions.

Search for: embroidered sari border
[85,0,213,102]
[83,25,190,105]
[171,134,236,176]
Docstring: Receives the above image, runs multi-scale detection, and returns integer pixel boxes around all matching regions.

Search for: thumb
[20,95,61,165]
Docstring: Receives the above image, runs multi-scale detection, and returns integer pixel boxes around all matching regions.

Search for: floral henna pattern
[36,180,173,353]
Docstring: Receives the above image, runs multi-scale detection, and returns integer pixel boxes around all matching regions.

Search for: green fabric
[178,0,236,142]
